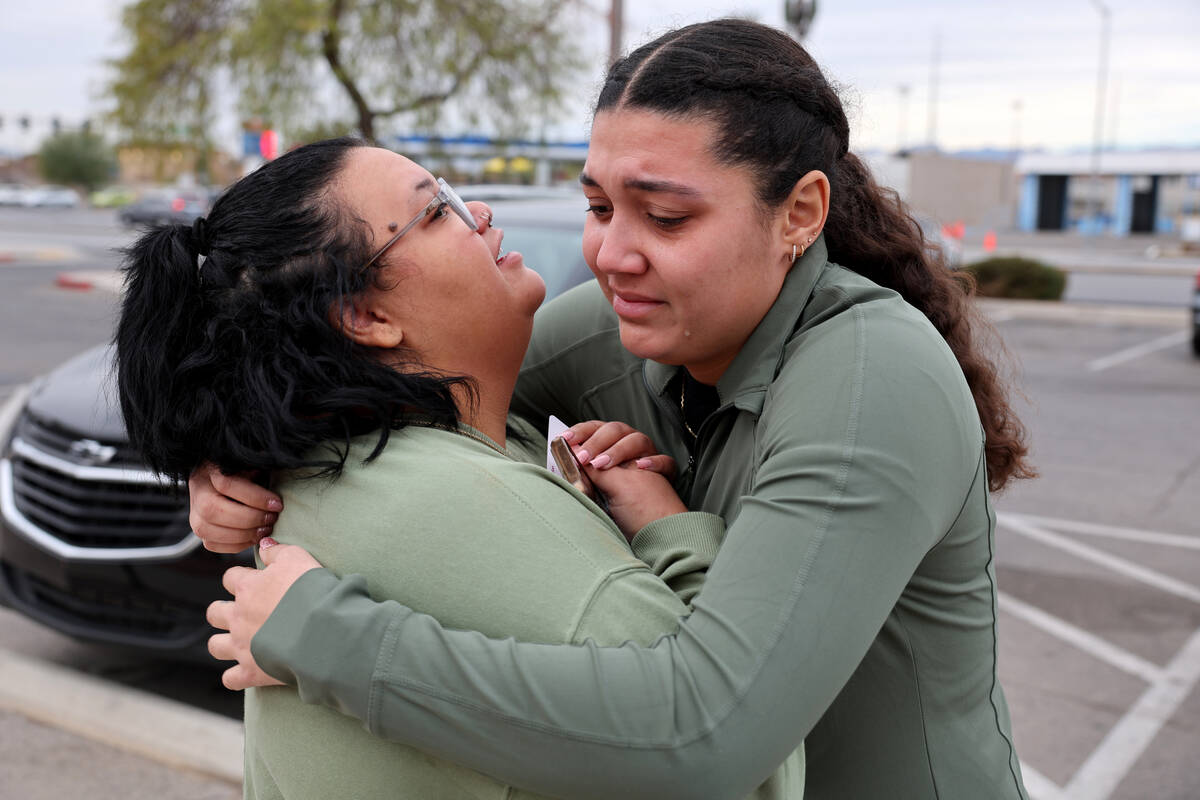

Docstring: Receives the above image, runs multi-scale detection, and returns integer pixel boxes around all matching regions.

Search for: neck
[452,371,517,448]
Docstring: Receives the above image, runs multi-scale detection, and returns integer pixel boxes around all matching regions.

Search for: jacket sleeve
[252,303,983,800]
[629,511,724,607]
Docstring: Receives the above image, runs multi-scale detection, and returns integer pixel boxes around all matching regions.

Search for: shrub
[965,256,1066,301]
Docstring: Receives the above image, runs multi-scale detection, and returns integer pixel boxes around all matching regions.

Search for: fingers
[570,422,660,470]
[221,565,259,597]
[207,599,233,631]
[635,454,678,481]
[189,463,280,552]
[194,523,261,554]
[209,468,283,513]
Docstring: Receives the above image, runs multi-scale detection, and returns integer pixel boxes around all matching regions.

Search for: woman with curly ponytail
[193,19,1032,800]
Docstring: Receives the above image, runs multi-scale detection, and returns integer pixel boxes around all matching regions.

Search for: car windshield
[501,224,588,298]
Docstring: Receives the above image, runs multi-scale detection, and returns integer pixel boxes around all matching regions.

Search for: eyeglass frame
[360,178,477,272]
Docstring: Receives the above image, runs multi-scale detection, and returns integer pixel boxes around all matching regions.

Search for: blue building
[1016,150,1200,236]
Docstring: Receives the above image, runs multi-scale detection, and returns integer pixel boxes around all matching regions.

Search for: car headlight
[0,384,32,454]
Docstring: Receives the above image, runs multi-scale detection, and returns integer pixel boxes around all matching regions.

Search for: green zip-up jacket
[254,238,1028,800]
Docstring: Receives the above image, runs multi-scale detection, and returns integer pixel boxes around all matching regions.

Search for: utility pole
[784,0,818,39]
[897,84,910,153]
[608,0,623,66]
[1089,0,1111,233]
[927,29,940,150]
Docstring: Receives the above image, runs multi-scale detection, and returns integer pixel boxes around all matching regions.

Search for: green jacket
[247,424,803,800]
[255,238,1027,799]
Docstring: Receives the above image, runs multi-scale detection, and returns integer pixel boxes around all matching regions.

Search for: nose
[467,201,493,233]
[590,215,647,277]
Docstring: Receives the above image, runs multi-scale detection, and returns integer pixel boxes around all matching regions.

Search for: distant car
[0,183,27,206]
[20,185,81,208]
[0,192,592,662]
[1191,268,1200,358]
[90,185,138,208]
[118,189,211,228]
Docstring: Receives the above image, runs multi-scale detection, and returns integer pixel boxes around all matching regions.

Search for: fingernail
[267,498,283,512]
[259,537,278,549]
[575,449,590,464]
[560,430,575,442]
[636,458,653,469]
[264,512,278,525]
[590,453,611,469]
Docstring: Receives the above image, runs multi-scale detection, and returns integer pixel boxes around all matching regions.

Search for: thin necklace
[679,379,699,440]
[407,419,509,458]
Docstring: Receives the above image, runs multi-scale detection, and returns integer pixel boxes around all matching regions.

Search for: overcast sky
[1,0,1198,155]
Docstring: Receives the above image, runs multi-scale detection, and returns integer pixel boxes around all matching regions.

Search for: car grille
[1,563,206,648]
[7,412,189,550]
[16,412,145,468]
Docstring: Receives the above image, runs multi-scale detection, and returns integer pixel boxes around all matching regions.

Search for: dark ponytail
[115,137,465,485]
[597,19,1034,491]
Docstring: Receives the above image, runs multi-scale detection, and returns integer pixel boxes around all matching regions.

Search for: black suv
[0,194,590,659]
[0,346,252,660]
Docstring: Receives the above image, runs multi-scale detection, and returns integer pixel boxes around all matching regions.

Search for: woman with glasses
[115,138,803,799]
[192,18,1033,800]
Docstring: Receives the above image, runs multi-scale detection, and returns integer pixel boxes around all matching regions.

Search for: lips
[610,287,664,319]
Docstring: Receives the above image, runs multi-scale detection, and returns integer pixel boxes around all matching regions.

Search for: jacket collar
[643,236,829,415]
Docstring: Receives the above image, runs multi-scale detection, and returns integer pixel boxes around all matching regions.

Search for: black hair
[597,19,1033,491]
[115,137,465,484]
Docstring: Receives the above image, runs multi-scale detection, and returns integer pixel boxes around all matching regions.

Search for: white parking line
[999,592,1163,683]
[1065,625,1200,799]
[1003,513,1200,551]
[1020,762,1067,800]
[1086,330,1192,372]
[998,514,1200,605]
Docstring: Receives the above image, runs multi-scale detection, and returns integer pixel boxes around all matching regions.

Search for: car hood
[25,344,127,442]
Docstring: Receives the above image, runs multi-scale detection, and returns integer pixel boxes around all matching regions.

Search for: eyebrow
[579,171,701,198]
[414,177,435,193]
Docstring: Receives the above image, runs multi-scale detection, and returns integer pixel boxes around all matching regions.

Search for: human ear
[331,295,404,349]
[780,169,831,254]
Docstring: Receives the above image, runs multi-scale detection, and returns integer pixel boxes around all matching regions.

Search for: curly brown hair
[596,18,1034,490]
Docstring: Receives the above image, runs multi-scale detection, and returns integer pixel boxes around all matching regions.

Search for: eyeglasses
[360,178,476,271]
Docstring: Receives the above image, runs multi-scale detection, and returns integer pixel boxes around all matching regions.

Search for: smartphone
[550,436,600,503]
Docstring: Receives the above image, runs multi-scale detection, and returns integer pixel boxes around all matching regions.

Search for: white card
[546,414,570,476]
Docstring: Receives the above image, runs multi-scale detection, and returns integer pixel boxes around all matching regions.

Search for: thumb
[257,537,282,563]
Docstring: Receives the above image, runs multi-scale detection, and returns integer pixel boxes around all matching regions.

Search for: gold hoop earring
[791,244,798,262]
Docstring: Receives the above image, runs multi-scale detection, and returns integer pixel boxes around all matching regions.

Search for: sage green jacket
[255,238,1027,799]
[245,426,803,800]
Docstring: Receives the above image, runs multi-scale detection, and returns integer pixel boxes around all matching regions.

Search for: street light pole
[608,0,623,67]
[1089,0,1111,234]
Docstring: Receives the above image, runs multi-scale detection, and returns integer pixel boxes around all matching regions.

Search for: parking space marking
[1000,514,1200,605]
[1004,513,1200,551]
[1066,626,1200,800]
[998,513,1200,800]
[1020,763,1068,800]
[999,592,1164,683]
[1085,329,1191,373]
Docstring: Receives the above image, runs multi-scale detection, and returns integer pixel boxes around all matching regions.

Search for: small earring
[791,244,797,261]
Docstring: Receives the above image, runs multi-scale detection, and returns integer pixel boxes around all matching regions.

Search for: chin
[617,325,681,366]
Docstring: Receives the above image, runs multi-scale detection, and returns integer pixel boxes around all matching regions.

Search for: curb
[0,646,242,785]
[976,297,1189,328]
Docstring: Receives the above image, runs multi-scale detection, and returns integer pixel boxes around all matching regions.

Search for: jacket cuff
[631,511,725,562]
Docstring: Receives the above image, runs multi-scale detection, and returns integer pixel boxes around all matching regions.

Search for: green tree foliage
[38,132,117,192]
[107,0,584,145]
